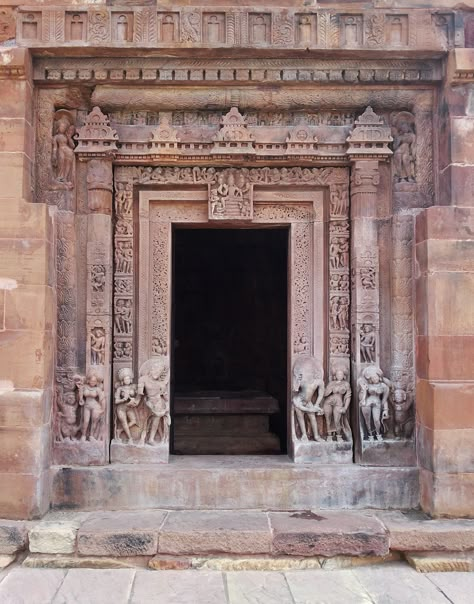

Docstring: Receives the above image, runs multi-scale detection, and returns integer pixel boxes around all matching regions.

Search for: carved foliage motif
[272,12,294,46]
[0,8,16,42]
[88,9,110,44]
[181,11,201,43]
[365,13,385,48]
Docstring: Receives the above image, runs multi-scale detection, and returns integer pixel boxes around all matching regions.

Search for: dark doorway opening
[172,227,288,455]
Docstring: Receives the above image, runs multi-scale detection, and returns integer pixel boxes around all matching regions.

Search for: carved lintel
[208,168,253,220]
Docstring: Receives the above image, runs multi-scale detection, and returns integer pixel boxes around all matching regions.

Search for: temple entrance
[172,227,288,455]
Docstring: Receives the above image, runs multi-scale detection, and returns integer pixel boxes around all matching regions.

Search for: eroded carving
[90,321,106,365]
[114,368,140,443]
[360,323,376,364]
[79,370,106,442]
[51,110,76,190]
[392,387,414,440]
[292,356,325,442]
[138,358,171,445]
[392,111,416,183]
[323,364,352,442]
[209,169,253,220]
[358,366,391,441]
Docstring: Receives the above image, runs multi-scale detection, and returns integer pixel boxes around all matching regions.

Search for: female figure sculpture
[51,110,75,189]
[79,370,105,441]
[292,356,325,442]
[323,366,352,442]
[114,368,140,443]
[358,365,391,441]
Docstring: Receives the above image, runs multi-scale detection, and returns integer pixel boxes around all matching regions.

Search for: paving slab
[270,511,389,557]
[405,551,474,572]
[285,569,373,604]
[0,521,28,554]
[159,511,271,555]
[0,568,66,604]
[381,511,474,551]
[226,571,293,604]
[130,569,227,604]
[352,563,451,603]
[77,510,167,557]
[29,521,79,554]
[428,572,474,604]
[53,569,135,604]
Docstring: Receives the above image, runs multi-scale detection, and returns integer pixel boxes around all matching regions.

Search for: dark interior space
[172,227,288,455]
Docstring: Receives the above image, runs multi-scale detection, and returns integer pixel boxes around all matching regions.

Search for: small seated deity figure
[358,365,391,441]
[56,391,81,441]
[138,358,171,445]
[323,365,352,442]
[79,370,106,442]
[292,356,325,442]
[114,367,140,444]
[392,387,414,440]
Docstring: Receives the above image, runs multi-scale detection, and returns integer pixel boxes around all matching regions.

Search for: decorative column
[74,108,118,464]
[346,107,393,464]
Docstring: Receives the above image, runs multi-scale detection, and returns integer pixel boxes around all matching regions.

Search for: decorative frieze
[17,6,453,52]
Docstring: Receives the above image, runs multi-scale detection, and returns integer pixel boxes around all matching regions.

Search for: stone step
[2,510,473,566]
[173,434,281,455]
[50,456,420,511]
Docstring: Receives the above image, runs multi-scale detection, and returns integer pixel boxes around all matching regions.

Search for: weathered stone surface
[77,511,167,557]
[227,571,294,604]
[130,569,227,604]
[0,520,28,554]
[0,568,66,602]
[191,557,323,571]
[286,569,373,603]
[29,521,79,554]
[429,572,474,602]
[354,563,452,602]
[159,511,271,555]
[405,552,474,573]
[270,511,389,557]
[23,554,149,570]
[54,569,135,604]
[0,554,15,570]
[381,511,474,551]
[148,556,192,570]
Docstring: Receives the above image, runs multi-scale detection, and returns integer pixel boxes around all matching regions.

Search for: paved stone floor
[0,562,473,603]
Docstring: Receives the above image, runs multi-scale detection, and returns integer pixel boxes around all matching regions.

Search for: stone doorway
[172,227,288,455]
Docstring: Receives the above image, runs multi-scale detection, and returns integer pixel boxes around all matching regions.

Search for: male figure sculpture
[137,358,171,445]
[292,356,325,442]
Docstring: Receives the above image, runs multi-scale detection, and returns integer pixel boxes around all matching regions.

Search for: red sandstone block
[77,511,167,557]
[416,380,474,431]
[420,469,474,519]
[439,164,474,207]
[380,511,474,552]
[0,153,32,200]
[417,423,474,474]
[0,471,50,520]
[0,425,50,474]
[269,511,389,557]
[159,511,272,555]
[415,206,474,244]
[450,118,474,165]
[0,520,28,554]
[416,239,474,275]
[416,335,474,381]
[5,285,54,332]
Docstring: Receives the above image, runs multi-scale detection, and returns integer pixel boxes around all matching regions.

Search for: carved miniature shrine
[1,1,473,520]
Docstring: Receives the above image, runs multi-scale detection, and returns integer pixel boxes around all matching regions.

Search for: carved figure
[56,390,81,441]
[138,358,171,445]
[114,299,132,334]
[392,112,416,183]
[90,325,106,365]
[392,388,414,439]
[51,110,75,189]
[114,368,139,443]
[358,366,391,441]
[292,356,325,442]
[79,370,106,442]
[323,365,352,442]
[360,323,376,363]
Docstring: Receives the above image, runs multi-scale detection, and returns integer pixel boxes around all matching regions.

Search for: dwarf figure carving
[292,356,325,442]
[392,387,414,439]
[358,365,391,441]
[323,365,352,442]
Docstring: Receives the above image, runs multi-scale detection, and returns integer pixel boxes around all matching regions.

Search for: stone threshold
[1,510,474,573]
[50,457,420,511]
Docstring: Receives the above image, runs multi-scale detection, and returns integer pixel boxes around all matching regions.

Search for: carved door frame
[112,165,351,462]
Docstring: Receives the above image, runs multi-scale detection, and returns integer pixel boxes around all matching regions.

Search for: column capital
[346,106,393,163]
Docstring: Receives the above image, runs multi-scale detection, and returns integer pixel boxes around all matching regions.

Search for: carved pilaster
[73,107,117,463]
[346,107,394,464]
